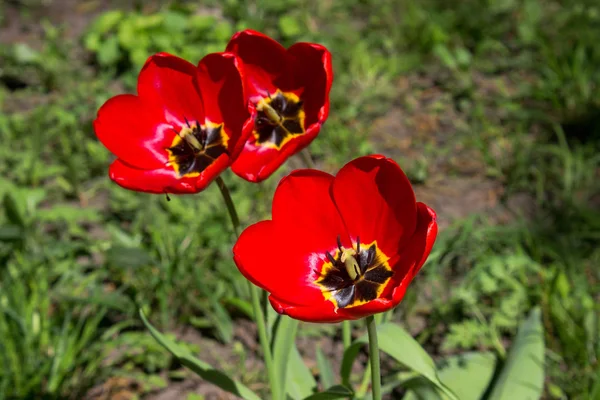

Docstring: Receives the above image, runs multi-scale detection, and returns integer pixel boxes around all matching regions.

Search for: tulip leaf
[286,345,318,399]
[303,385,354,400]
[273,316,299,399]
[221,297,253,319]
[401,376,443,400]
[403,352,497,400]
[316,346,336,389]
[487,307,544,400]
[341,323,458,400]
[139,310,261,400]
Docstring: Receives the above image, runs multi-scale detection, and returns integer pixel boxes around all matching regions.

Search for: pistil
[257,101,283,124]
[180,128,203,151]
[341,249,360,281]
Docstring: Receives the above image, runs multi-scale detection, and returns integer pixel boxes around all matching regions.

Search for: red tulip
[225,30,333,183]
[94,52,252,194]
[233,155,437,323]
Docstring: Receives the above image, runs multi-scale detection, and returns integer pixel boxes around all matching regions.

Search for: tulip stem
[216,176,241,237]
[366,315,382,400]
[342,320,352,349]
[300,149,315,169]
[215,176,279,400]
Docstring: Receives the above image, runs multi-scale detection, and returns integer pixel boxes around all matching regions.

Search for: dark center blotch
[169,122,228,177]
[318,240,393,308]
[254,92,304,147]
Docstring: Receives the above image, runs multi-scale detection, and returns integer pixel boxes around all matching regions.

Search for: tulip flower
[233,155,437,322]
[226,30,333,182]
[94,52,252,194]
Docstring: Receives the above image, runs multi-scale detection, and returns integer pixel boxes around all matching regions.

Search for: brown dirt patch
[369,74,534,230]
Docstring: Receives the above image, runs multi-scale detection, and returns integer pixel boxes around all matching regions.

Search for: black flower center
[316,236,394,309]
[167,119,229,178]
[253,90,305,150]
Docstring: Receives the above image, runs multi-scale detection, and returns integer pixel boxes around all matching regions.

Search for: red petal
[234,221,325,306]
[109,154,229,194]
[137,52,205,129]
[273,170,352,303]
[269,295,348,323]
[274,203,436,322]
[272,169,349,253]
[196,52,251,160]
[389,202,438,307]
[226,30,288,99]
[332,155,418,257]
[230,122,321,182]
[234,170,351,307]
[264,203,437,322]
[288,42,333,127]
[94,94,172,169]
[338,298,394,320]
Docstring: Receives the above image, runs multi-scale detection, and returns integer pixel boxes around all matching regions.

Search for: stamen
[337,235,343,252]
[184,116,191,128]
[326,252,336,264]
[367,244,376,266]
[356,236,360,253]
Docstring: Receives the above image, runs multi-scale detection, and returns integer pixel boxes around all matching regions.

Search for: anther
[366,244,376,266]
[337,235,343,252]
[356,236,360,253]
[184,116,191,128]
[326,252,336,264]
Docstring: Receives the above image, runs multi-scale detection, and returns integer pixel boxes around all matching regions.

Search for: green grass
[0,0,599,398]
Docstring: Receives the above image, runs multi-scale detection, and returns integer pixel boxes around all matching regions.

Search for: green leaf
[316,346,335,389]
[3,193,24,227]
[139,310,261,400]
[97,36,121,67]
[432,44,458,70]
[90,10,124,34]
[0,224,23,241]
[404,352,497,400]
[273,316,299,399]
[279,14,303,38]
[438,352,496,400]
[303,385,354,400]
[286,345,318,399]
[13,43,40,64]
[107,246,154,269]
[209,300,234,343]
[222,297,253,319]
[402,376,443,400]
[341,323,458,400]
[488,307,544,400]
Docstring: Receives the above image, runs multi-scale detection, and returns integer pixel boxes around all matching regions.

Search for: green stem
[215,176,279,399]
[342,320,352,349]
[300,149,315,169]
[366,315,382,400]
[216,176,241,237]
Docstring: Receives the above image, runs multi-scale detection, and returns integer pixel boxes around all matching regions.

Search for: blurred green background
[0,0,598,399]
